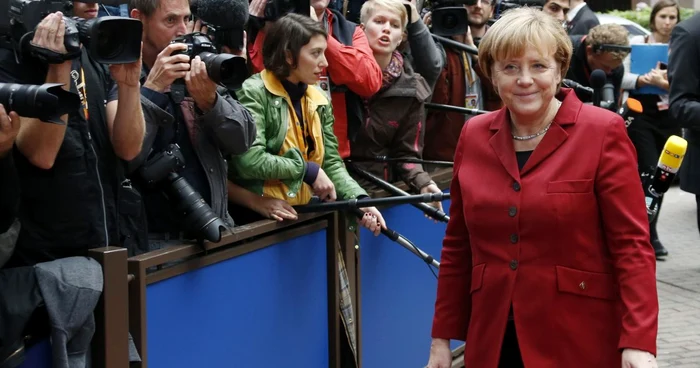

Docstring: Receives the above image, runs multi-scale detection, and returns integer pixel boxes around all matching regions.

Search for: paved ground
[655,186,700,367]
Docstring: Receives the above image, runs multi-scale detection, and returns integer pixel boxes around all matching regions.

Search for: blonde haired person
[427,7,658,368]
[350,0,443,214]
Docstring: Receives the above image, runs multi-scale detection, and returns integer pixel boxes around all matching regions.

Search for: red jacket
[249,10,382,157]
[431,88,658,367]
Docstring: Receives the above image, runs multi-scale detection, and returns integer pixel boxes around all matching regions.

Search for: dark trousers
[499,321,524,367]
[626,112,681,240]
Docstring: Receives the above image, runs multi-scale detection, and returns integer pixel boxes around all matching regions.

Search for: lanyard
[462,51,474,87]
[72,67,89,120]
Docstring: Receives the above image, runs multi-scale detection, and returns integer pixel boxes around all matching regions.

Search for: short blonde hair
[477,7,572,83]
[360,0,408,29]
[585,24,630,61]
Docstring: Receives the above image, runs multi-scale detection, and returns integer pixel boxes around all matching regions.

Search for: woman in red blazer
[427,8,659,368]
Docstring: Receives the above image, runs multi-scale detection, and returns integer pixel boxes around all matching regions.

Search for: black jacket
[0,154,18,234]
[669,12,700,132]
[568,4,600,36]
[566,36,624,108]
[0,48,127,266]
[669,12,700,194]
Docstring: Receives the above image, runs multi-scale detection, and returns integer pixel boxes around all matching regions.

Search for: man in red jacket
[248,0,382,158]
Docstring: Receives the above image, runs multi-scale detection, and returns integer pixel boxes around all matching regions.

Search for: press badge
[317,76,332,101]
[465,94,478,109]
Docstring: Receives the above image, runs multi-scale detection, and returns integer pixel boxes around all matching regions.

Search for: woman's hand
[250,196,298,222]
[621,349,657,368]
[420,182,444,223]
[359,206,386,236]
[313,168,337,202]
[427,338,452,368]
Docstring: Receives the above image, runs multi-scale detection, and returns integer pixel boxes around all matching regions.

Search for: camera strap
[21,33,82,64]
[71,66,89,120]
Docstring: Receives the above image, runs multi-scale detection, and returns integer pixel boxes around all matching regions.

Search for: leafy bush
[604,8,696,30]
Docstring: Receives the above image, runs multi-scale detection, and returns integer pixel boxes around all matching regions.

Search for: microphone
[619,97,642,128]
[590,69,607,107]
[562,79,594,98]
[600,82,616,111]
[646,135,688,222]
[192,0,249,50]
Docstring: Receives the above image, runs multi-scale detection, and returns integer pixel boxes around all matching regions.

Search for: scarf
[379,51,404,94]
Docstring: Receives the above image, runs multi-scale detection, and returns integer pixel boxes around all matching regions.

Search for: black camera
[430,0,473,37]
[0,82,80,124]
[1,0,142,64]
[139,144,227,243]
[170,32,247,88]
[263,0,310,21]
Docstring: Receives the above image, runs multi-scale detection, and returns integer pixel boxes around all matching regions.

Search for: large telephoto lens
[168,173,227,243]
[198,52,248,88]
[0,83,80,124]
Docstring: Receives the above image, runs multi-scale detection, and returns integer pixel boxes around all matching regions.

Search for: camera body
[139,144,227,243]
[263,0,310,21]
[1,0,142,64]
[139,144,186,184]
[170,32,247,88]
[171,32,217,59]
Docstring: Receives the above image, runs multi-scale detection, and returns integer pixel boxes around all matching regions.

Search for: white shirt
[567,2,588,22]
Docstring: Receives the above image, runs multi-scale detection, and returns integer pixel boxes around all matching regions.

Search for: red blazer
[431,88,658,367]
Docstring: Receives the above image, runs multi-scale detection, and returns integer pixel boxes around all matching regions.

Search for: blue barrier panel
[145,229,329,368]
[360,197,463,367]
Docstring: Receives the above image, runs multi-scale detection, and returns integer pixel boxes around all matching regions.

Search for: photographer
[126,0,256,247]
[566,23,629,107]
[0,10,146,267]
[0,105,19,235]
[422,1,501,162]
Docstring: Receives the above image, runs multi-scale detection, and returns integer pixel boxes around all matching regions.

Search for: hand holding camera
[110,43,144,89]
[143,43,192,93]
[0,105,20,158]
[185,56,218,112]
[30,12,68,55]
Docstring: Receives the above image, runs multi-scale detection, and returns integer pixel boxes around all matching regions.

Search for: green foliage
[604,7,696,31]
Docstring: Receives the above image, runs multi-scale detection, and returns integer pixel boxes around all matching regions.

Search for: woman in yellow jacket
[228,13,386,233]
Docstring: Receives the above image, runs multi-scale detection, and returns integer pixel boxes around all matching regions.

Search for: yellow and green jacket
[229,70,367,205]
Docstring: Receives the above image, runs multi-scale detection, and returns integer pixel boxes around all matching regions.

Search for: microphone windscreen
[659,135,688,173]
[589,69,607,89]
[194,0,249,28]
[626,98,643,114]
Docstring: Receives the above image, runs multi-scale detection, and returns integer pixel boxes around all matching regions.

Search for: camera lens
[82,17,143,64]
[95,22,123,60]
[198,52,248,88]
[169,175,226,243]
[431,7,468,37]
[0,83,81,124]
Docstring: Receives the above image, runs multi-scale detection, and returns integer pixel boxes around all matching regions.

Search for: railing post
[88,246,130,368]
